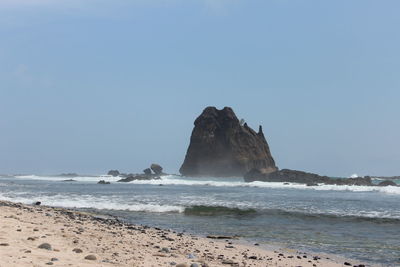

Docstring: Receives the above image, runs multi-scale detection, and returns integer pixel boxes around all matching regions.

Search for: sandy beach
[0,201,369,267]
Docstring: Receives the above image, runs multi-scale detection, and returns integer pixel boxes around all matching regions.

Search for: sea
[0,174,399,266]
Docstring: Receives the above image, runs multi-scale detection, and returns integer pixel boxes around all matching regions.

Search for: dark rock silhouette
[150,164,163,175]
[97,180,110,184]
[180,106,277,177]
[117,174,161,182]
[107,170,120,177]
[244,169,383,186]
[143,168,152,175]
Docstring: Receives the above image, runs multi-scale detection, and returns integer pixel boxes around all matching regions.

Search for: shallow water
[1,174,399,265]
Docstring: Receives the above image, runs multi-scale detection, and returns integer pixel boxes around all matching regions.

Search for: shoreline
[0,200,371,267]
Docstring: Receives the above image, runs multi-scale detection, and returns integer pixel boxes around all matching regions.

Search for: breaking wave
[8,174,400,195]
[0,193,184,213]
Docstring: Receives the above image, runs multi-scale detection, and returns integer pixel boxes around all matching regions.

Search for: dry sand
[0,201,369,267]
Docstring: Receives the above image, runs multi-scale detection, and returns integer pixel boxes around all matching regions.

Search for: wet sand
[0,201,368,267]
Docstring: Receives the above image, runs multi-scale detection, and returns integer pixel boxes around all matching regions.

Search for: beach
[0,200,368,267]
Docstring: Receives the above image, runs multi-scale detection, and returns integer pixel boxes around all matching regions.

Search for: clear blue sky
[1,0,399,177]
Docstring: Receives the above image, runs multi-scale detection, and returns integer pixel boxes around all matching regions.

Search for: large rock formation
[180,106,277,177]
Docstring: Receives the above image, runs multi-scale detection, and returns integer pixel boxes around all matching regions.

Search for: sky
[0,0,399,177]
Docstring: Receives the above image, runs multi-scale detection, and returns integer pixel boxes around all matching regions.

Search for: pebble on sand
[84,254,97,260]
[38,243,52,250]
[72,248,83,253]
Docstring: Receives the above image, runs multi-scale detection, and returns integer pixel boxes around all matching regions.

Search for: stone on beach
[38,243,52,250]
[84,254,97,260]
[72,248,83,253]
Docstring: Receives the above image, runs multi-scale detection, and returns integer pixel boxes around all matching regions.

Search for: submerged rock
[62,179,77,182]
[97,180,110,185]
[180,106,277,177]
[377,180,397,186]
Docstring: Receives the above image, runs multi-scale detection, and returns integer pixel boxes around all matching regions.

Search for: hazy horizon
[1,1,399,177]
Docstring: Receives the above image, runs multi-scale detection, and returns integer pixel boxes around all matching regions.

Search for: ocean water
[0,174,399,266]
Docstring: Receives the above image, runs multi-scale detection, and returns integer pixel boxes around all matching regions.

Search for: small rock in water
[84,255,97,260]
[344,262,351,266]
[51,258,58,261]
[38,243,52,250]
[73,248,83,253]
[34,201,41,206]
[0,243,10,246]
[45,262,53,265]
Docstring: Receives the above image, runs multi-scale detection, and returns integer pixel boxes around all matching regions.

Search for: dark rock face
[117,174,161,183]
[180,107,277,177]
[151,164,163,175]
[143,168,152,175]
[97,180,110,184]
[107,170,120,177]
[244,169,379,186]
[244,169,331,184]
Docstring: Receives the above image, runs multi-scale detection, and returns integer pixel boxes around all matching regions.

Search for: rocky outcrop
[143,168,152,175]
[244,169,331,184]
[107,170,120,177]
[180,107,277,177]
[97,180,110,185]
[117,164,165,182]
[243,169,397,186]
[150,164,163,175]
[117,174,161,182]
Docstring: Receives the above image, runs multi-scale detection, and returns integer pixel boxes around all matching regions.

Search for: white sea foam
[14,175,121,183]
[126,175,400,195]
[0,193,184,213]
[11,174,400,195]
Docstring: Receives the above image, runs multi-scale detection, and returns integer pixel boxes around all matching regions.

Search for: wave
[13,175,122,183]
[184,205,257,216]
[125,175,400,195]
[1,189,399,222]
[0,193,184,213]
[182,205,400,223]
[8,174,400,195]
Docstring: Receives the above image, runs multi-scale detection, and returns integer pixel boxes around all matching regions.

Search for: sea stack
[180,106,278,177]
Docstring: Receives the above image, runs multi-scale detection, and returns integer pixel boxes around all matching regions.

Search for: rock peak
[180,107,278,177]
